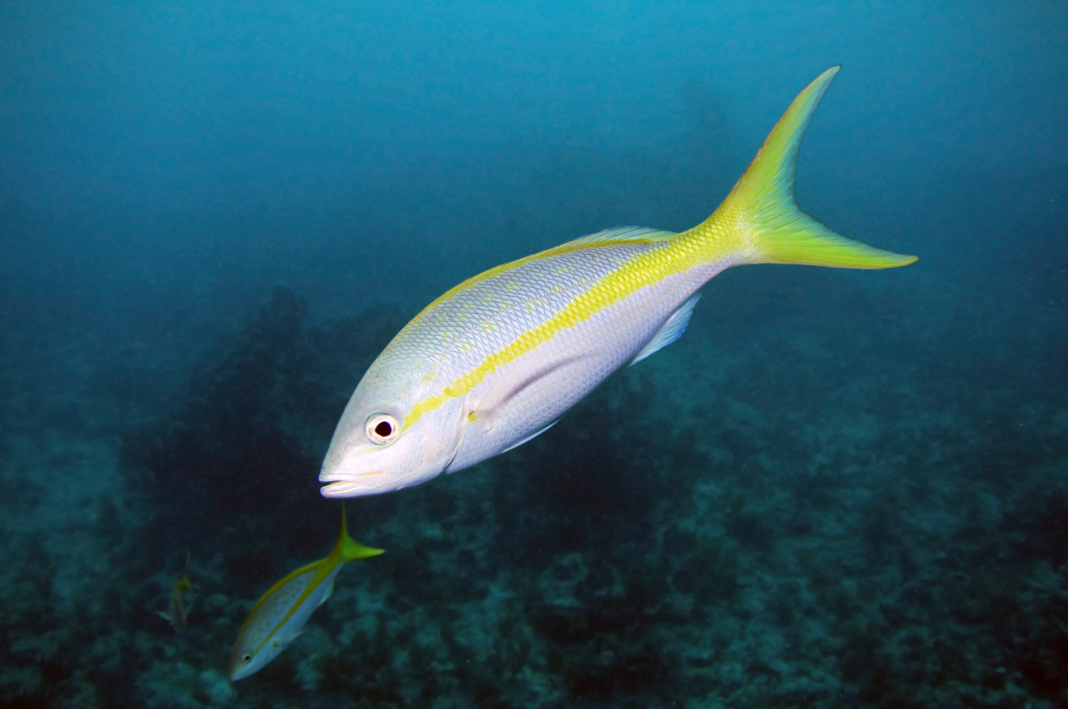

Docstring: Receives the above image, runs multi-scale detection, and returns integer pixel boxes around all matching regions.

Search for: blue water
[1,1,1066,707]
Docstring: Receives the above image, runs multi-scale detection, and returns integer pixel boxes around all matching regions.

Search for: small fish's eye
[242,653,252,663]
[365,414,399,444]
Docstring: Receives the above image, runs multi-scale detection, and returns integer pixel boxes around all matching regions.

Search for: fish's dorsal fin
[562,226,676,248]
[416,229,676,318]
[630,294,701,365]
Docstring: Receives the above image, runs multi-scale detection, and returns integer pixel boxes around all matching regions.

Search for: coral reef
[1,284,1065,708]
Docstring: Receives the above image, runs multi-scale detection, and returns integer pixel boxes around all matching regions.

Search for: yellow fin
[337,504,384,563]
[238,509,382,638]
[177,551,192,591]
[692,66,917,270]
[318,576,336,606]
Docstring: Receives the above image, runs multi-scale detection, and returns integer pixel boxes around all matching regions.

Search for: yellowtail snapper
[228,507,383,681]
[318,66,918,499]
[157,552,193,634]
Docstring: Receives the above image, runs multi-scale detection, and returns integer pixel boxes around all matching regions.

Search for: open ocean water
[1,1,1066,707]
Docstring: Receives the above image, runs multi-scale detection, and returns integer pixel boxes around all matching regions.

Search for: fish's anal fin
[502,420,558,453]
[319,577,336,607]
[630,294,701,366]
[155,610,178,634]
[276,628,304,651]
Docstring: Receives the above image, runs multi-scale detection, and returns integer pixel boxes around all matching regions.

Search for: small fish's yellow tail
[685,66,917,270]
[337,504,384,562]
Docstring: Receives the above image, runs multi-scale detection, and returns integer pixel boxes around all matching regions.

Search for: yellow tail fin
[337,504,384,563]
[689,66,917,270]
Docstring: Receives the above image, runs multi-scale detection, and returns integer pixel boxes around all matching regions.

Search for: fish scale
[240,568,319,654]
[389,238,655,379]
[411,241,658,385]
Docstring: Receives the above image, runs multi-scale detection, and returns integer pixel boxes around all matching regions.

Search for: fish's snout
[228,646,258,682]
[229,661,258,682]
[318,469,386,498]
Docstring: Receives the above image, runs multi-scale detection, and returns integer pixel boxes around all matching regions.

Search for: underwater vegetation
[3,276,1065,708]
[119,285,407,580]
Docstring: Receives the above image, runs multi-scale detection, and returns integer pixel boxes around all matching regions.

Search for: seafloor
[1,272,1065,708]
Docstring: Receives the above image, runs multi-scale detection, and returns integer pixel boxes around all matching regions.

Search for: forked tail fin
[684,66,917,270]
[337,504,385,563]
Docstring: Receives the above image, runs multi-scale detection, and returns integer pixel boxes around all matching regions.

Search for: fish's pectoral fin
[630,294,701,366]
[467,352,587,430]
[437,393,469,475]
[278,628,305,650]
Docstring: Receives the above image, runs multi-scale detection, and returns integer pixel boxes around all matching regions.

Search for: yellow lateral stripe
[402,230,738,431]
[242,558,321,629]
[414,231,674,319]
[249,557,338,658]
[400,67,916,434]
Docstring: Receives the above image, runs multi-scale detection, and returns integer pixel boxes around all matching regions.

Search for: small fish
[157,552,193,634]
[318,66,917,498]
[228,507,383,681]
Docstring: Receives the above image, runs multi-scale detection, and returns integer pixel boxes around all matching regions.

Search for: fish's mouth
[319,471,385,498]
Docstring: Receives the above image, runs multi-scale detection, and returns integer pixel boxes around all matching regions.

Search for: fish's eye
[365,413,399,444]
[242,653,252,663]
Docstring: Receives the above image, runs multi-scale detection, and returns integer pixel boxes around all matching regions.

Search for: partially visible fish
[317,66,918,499]
[157,552,192,634]
[228,507,383,681]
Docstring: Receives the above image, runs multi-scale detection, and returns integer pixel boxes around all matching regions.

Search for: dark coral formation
[120,286,323,554]
[119,286,406,563]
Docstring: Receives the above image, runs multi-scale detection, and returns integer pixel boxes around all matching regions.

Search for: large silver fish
[319,66,916,498]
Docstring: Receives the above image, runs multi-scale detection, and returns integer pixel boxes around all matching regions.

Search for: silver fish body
[320,228,724,497]
[229,508,382,681]
[319,67,917,498]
